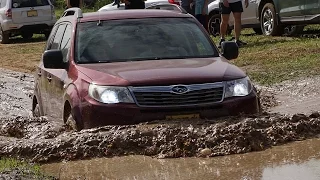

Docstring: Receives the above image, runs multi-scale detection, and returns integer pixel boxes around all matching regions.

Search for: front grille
[130,83,224,107]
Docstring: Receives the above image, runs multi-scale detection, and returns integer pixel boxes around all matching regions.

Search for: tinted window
[50,24,67,50]
[12,0,49,8]
[75,18,218,63]
[60,24,72,62]
[45,25,59,50]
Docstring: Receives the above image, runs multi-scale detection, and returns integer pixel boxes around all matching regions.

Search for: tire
[260,3,283,36]
[253,27,263,35]
[283,25,304,36]
[208,13,231,36]
[65,113,81,131]
[44,31,50,40]
[0,26,10,44]
[33,104,41,117]
[21,32,33,40]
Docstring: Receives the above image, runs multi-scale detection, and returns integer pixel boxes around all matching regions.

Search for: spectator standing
[194,0,208,32]
[66,0,83,8]
[219,0,248,47]
[181,0,194,15]
[121,0,145,9]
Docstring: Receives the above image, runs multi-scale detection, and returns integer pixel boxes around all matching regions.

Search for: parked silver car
[0,0,56,44]
[207,0,304,36]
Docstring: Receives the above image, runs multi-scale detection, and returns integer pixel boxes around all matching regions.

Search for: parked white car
[0,0,56,44]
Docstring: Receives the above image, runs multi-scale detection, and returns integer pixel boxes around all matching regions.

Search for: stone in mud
[199,148,212,157]
[291,114,308,122]
[309,112,320,118]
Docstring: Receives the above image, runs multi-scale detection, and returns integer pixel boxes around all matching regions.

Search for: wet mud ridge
[1,112,320,163]
[0,68,320,164]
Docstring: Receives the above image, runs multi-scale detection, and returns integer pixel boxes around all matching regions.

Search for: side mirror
[221,41,239,60]
[43,50,66,69]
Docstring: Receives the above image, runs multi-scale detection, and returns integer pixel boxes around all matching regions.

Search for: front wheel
[260,3,283,36]
[0,26,10,44]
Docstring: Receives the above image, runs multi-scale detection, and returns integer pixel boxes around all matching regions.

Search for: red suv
[32,7,260,130]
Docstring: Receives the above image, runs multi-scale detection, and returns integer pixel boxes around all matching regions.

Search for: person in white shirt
[219,0,248,47]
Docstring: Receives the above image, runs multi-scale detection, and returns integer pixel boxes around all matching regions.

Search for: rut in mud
[0,68,320,164]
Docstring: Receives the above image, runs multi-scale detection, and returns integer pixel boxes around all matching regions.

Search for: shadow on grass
[8,35,47,44]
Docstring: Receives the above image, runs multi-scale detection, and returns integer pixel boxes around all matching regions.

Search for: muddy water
[41,138,320,180]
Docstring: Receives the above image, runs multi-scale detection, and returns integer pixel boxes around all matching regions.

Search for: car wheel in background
[0,26,10,44]
[283,25,305,36]
[260,3,283,36]
[22,32,33,40]
[44,31,50,40]
[208,13,231,36]
[253,28,263,35]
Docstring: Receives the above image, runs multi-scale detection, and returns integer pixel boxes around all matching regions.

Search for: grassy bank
[212,25,320,85]
[0,16,319,85]
[0,158,55,179]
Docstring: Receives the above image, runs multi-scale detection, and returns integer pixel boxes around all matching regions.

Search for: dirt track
[0,68,320,164]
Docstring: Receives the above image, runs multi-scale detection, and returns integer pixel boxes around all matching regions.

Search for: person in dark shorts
[66,0,82,8]
[194,0,208,32]
[121,0,145,9]
[219,0,248,47]
[181,0,195,15]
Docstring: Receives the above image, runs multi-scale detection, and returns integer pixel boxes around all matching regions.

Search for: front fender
[63,83,81,124]
[208,0,220,14]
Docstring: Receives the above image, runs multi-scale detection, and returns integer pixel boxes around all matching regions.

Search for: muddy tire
[260,3,284,36]
[283,25,304,36]
[33,104,41,117]
[0,26,10,44]
[253,28,263,35]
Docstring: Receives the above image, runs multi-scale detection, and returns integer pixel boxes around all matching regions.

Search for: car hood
[77,58,246,86]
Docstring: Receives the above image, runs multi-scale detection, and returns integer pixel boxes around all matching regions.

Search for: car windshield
[75,18,219,63]
[12,0,49,8]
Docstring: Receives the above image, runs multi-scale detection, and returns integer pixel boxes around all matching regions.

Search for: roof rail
[61,8,83,18]
[146,3,187,14]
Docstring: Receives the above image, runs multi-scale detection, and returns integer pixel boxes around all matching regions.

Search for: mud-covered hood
[77,58,246,86]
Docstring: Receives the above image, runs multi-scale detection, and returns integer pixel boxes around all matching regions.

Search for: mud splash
[0,69,320,164]
[1,112,320,163]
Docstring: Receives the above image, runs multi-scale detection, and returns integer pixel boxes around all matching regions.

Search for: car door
[229,0,259,26]
[43,22,66,119]
[277,0,305,21]
[48,23,72,120]
[304,0,320,20]
[36,24,59,116]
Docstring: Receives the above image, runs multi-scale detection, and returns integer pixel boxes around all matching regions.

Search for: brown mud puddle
[0,68,319,165]
[41,138,320,180]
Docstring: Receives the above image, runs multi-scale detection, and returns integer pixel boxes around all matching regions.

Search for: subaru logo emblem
[171,85,189,94]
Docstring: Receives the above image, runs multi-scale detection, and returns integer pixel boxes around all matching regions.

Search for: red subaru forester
[32,6,260,130]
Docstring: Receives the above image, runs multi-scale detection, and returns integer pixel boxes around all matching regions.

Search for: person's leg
[219,2,231,46]
[229,1,246,46]
[220,14,230,40]
[233,12,241,41]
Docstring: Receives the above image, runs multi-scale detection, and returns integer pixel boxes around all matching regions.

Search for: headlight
[224,77,252,98]
[88,84,134,104]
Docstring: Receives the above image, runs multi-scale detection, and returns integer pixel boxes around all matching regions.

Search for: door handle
[47,75,52,82]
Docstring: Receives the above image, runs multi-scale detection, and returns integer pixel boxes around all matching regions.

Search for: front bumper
[80,92,259,129]
[1,19,56,33]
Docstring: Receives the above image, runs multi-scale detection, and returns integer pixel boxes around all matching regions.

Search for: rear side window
[12,0,49,8]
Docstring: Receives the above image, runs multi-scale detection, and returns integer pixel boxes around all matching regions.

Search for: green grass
[212,25,320,85]
[0,158,55,179]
